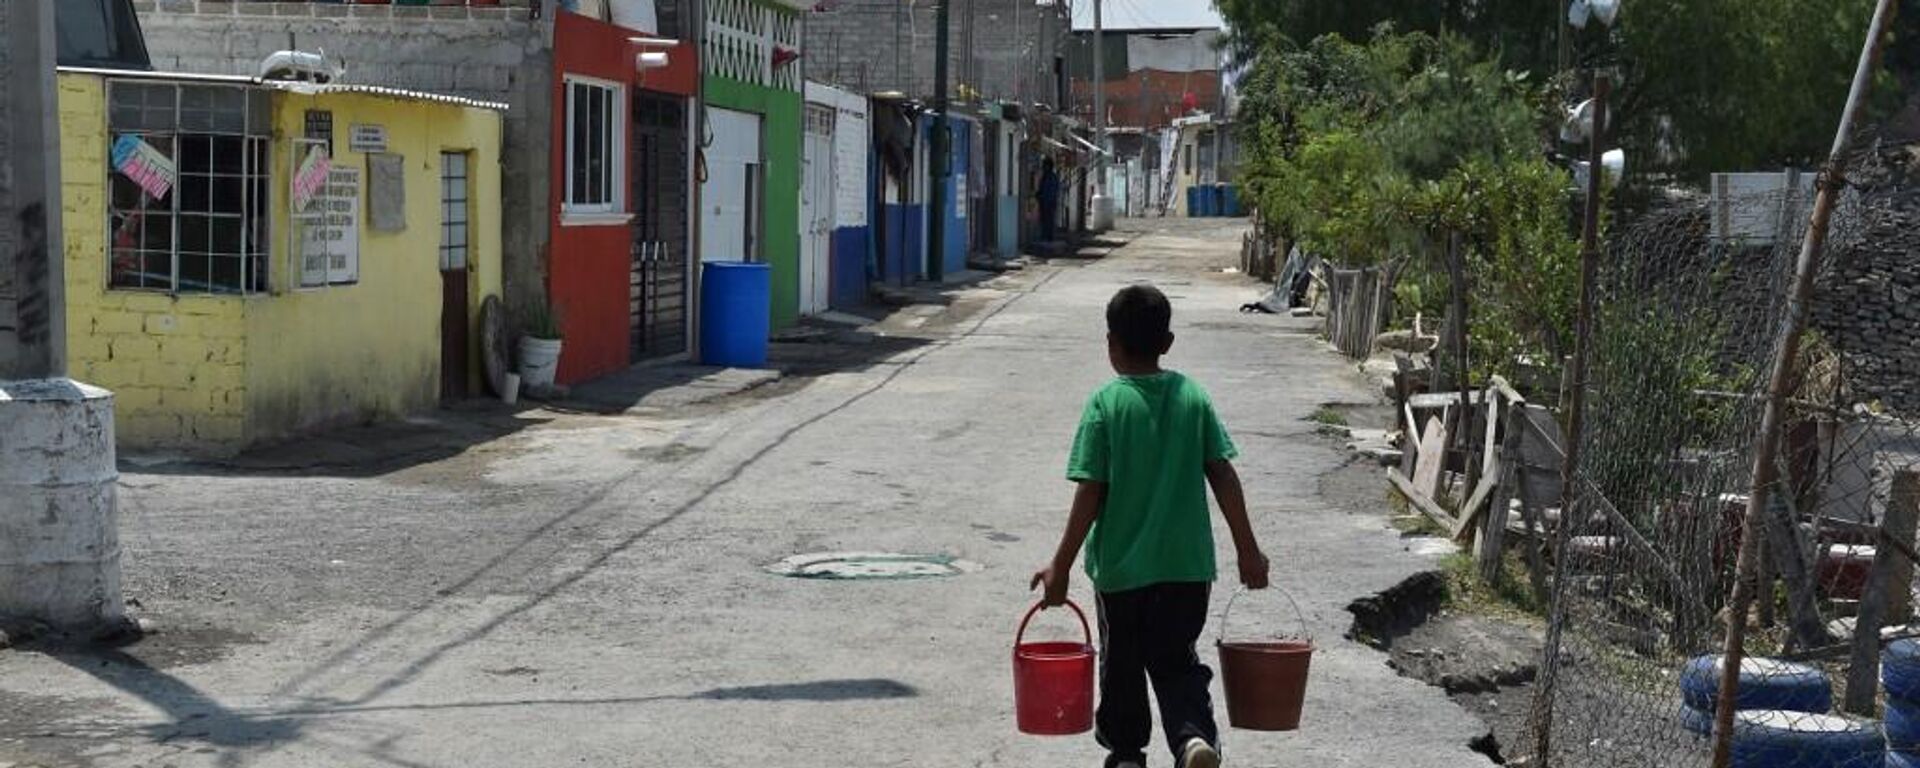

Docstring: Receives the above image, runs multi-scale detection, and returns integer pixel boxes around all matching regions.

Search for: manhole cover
[767,552,983,580]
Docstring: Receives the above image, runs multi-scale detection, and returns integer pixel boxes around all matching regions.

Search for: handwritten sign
[112,135,176,201]
[292,146,332,213]
[298,166,361,286]
[349,124,388,154]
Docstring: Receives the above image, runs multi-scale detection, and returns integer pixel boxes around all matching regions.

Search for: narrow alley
[0,219,1487,768]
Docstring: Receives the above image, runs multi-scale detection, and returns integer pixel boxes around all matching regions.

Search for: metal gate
[631,93,690,361]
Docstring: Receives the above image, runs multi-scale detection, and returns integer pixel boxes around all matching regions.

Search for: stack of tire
[1886,640,1920,768]
[1680,654,1883,767]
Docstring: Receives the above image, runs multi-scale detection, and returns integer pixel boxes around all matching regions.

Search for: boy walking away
[1032,285,1271,768]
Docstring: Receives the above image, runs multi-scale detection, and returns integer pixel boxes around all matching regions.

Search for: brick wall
[803,0,1068,107]
[57,74,250,451]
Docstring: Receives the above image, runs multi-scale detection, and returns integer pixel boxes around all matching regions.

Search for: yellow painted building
[57,69,505,454]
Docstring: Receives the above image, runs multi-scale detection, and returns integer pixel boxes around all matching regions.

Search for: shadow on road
[125,402,552,480]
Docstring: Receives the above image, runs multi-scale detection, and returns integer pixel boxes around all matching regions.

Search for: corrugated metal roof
[56,66,509,112]
[262,81,509,112]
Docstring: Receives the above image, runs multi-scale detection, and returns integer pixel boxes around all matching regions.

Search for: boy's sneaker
[1180,738,1220,768]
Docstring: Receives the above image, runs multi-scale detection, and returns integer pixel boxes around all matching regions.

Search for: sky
[1068,0,1224,31]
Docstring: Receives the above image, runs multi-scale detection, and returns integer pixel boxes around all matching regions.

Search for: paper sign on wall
[112,135,176,200]
[298,165,361,287]
[292,146,332,212]
[349,124,388,154]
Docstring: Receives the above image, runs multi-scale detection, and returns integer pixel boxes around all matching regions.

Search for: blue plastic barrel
[1211,184,1230,217]
[1223,185,1243,217]
[1186,186,1203,218]
[700,261,772,368]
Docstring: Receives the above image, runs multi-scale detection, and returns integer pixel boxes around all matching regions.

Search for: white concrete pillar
[0,379,125,631]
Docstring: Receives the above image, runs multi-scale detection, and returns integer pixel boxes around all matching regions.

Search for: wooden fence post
[1889,471,1920,626]
[1843,470,1920,714]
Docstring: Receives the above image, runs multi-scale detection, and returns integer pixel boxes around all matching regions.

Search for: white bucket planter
[518,337,563,389]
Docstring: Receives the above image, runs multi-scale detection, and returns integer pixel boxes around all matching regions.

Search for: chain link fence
[1516,166,1920,767]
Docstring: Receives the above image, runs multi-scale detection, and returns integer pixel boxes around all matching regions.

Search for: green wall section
[705,76,803,331]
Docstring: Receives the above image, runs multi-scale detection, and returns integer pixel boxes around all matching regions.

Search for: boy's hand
[1239,550,1271,590]
[1029,564,1070,607]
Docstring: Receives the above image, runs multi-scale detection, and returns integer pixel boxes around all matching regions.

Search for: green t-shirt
[1066,371,1238,593]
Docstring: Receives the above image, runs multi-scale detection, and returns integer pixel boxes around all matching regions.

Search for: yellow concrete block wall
[57,73,250,453]
[246,92,504,442]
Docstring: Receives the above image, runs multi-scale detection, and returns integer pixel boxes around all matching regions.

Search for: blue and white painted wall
[802,82,872,310]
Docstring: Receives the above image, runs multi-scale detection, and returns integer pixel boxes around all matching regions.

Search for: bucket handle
[1219,585,1312,645]
[1016,599,1093,648]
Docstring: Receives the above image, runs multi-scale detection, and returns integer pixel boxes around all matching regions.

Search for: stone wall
[803,0,1068,107]
[1815,183,1920,415]
[133,0,555,318]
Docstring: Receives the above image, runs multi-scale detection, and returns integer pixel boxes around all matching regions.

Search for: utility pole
[0,0,128,636]
[1,0,62,379]
[1089,0,1112,231]
[928,0,950,282]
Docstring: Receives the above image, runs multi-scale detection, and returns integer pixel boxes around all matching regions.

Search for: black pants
[1095,582,1218,767]
[1039,201,1058,242]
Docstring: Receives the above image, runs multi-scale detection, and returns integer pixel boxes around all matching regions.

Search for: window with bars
[805,103,834,137]
[108,82,271,295]
[441,152,471,271]
[565,78,622,215]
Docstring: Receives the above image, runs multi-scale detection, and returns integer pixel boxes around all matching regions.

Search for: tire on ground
[1679,655,1833,714]
[1888,697,1920,752]
[1884,639,1920,702]
[1680,704,1713,737]
[1729,711,1883,768]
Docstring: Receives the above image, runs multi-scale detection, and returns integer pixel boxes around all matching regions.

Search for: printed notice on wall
[349,124,388,154]
[955,173,969,220]
[299,166,361,287]
[291,145,331,213]
[113,135,177,201]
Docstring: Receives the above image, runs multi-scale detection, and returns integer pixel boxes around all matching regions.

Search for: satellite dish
[1569,0,1592,29]
[1591,0,1621,26]
[1561,99,1596,143]
[1572,150,1628,191]
[1602,149,1627,179]
[1570,0,1619,29]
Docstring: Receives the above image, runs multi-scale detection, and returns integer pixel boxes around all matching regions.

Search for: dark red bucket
[1217,588,1314,731]
[1013,600,1095,735]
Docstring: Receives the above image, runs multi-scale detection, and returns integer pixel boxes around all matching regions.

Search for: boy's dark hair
[1107,284,1172,357]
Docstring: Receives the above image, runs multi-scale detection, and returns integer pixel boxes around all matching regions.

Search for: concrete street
[0,219,1487,768]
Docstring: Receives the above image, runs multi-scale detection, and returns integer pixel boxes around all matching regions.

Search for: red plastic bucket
[1013,600,1095,735]
[1218,588,1314,732]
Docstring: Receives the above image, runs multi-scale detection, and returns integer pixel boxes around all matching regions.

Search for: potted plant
[518,302,565,390]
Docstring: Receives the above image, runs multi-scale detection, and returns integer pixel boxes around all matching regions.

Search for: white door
[702,108,763,263]
[800,104,835,315]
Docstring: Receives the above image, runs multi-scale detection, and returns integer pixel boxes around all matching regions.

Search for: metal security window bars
[107,81,271,296]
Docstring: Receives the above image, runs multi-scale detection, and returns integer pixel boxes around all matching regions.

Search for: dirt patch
[0,689,122,767]
[1348,571,1546,764]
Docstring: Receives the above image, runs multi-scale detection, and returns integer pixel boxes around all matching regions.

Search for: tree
[1223,0,1895,178]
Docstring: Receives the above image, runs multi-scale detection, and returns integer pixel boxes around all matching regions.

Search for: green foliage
[1582,299,1754,515]
[523,302,564,341]
[1239,29,1579,379]
[1222,0,1896,179]
[1308,405,1351,427]
[1216,0,1560,74]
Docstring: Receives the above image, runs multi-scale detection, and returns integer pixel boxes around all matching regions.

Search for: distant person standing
[1037,158,1062,243]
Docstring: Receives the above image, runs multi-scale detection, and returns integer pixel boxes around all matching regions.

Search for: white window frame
[105,80,273,296]
[562,75,629,225]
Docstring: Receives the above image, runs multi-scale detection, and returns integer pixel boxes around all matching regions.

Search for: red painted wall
[549,11,698,384]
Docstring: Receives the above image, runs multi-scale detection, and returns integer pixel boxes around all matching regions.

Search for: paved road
[0,219,1487,767]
